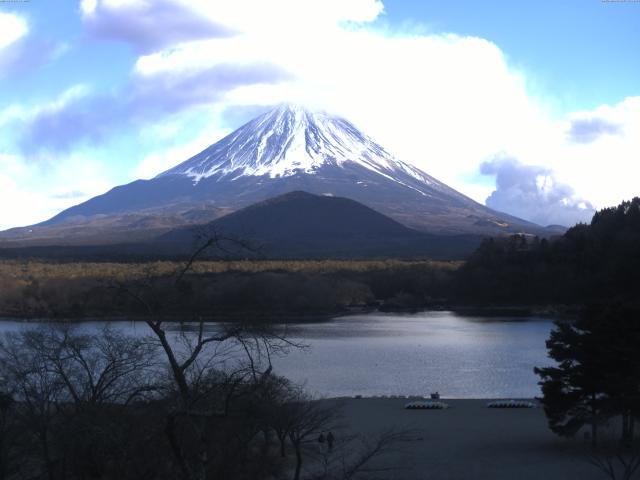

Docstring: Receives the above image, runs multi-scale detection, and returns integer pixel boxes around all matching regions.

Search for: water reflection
[0,311,554,398]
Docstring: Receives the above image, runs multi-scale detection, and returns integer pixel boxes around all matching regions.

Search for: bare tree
[0,390,18,480]
[0,325,162,480]
[30,325,159,408]
[280,393,342,480]
[116,233,304,480]
[0,331,67,480]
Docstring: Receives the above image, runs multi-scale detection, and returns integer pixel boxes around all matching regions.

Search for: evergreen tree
[457,197,640,305]
[535,303,640,445]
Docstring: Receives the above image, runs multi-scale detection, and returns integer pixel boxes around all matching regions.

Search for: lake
[0,311,554,399]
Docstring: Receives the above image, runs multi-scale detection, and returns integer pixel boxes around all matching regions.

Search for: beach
[325,398,604,480]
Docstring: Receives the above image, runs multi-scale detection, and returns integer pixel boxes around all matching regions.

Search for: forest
[1,198,639,319]
[1,200,640,479]
[0,259,458,320]
[456,197,640,307]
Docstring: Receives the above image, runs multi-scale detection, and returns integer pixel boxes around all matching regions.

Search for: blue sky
[382,0,640,113]
[0,0,638,229]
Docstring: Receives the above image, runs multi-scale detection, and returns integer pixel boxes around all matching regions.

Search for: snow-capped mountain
[30,103,545,237]
[159,104,474,206]
[162,104,447,193]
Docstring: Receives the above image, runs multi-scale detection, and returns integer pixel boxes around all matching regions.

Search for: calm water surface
[0,311,554,398]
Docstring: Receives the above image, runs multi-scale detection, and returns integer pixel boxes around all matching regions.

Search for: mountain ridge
[0,191,484,260]
[2,103,557,246]
[156,190,485,259]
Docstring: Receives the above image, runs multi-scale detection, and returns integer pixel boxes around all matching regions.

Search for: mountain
[158,191,484,259]
[0,192,483,260]
[1,103,553,246]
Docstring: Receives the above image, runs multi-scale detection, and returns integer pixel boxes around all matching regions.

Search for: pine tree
[535,303,640,445]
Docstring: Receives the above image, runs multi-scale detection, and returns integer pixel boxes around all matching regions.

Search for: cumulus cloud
[14,0,543,169]
[548,97,640,210]
[0,37,63,77]
[135,128,228,180]
[130,62,292,114]
[13,61,289,155]
[481,155,596,227]
[0,12,60,77]
[15,87,120,154]
[0,12,26,49]
[564,99,633,144]
[567,117,623,144]
[127,6,550,192]
[74,3,535,179]
[80,0,236,53]
[0,153,113,230]
[3,0,639,229]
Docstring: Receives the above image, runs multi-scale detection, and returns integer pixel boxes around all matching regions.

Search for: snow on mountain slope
[22,103,550,238]
[160,104,447,196]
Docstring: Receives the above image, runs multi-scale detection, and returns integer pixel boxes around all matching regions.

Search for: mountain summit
[13,103,548,241]
[161,104,452,192]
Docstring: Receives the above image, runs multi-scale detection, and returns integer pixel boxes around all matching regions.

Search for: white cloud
[75,0,640,225]
[0,12,27,50]
[480,155,595,227]
[81,0,383,55]
[0,153,114,230]
[135,122,231,179]
[0,13,64,77]
[81,0,236,53]
[127,10,555,204]
[1,85,96,155]
[3,0,639,230]
[491,96,640,213]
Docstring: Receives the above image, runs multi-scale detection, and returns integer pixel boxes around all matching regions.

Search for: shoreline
[327,395,540,401]
[0,304,574,323]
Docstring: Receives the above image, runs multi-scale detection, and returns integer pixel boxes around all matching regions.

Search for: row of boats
[404,400,537,410]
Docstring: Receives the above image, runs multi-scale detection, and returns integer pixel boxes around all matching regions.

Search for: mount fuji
[3,104,552,247]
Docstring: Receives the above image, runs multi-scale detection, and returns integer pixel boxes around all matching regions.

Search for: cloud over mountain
[481,155,595,227]
[15,63,290,155]
[80,0,236,53]
[567,117,622,144]
[0,1,638,229]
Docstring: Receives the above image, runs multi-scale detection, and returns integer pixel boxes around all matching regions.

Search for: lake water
[0,311,555,399]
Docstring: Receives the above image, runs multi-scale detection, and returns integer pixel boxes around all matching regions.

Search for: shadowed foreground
[326,398,602,480]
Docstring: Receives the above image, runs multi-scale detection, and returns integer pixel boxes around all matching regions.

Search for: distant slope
[0,202,228,248]
[9,103,556,244]
[158,191,483,259]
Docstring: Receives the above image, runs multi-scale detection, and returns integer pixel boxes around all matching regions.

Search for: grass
[0,258,463,281]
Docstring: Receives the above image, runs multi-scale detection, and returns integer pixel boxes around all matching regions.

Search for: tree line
[522,199,640,478]
[455,197,640,306]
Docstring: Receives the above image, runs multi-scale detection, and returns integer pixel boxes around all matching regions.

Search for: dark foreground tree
[535,303,640,446]
[115,233,311,479]
[0,390,18,480]
[587,423,640,480]
[0,325,162,480]
[0,235,412,479]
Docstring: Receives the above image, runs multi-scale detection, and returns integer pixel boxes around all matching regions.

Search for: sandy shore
[323,398,604,480]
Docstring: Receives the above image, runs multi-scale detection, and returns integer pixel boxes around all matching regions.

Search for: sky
[0,0,638,230]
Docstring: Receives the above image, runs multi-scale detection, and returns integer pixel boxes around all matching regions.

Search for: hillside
[159,191,484,259]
